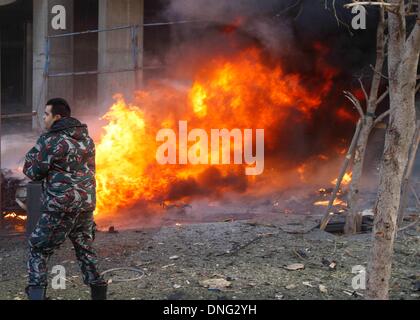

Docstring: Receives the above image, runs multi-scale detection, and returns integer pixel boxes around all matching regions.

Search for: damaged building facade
[0,0,170,130]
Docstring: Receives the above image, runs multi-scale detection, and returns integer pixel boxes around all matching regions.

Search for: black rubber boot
[26,286,46,300]
[90,282,108,300]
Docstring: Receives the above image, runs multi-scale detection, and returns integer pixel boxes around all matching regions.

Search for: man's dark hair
[46,98,71,118]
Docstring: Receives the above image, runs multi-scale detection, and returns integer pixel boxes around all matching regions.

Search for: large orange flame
[94,46,339,219]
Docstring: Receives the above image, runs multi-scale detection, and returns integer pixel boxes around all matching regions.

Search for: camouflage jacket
[23,117,96,213]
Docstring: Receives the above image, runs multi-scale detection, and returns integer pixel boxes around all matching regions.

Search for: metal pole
[47,25,139,39]
[143,20,206,27]
[44,20,204,40]
[47,67,168,78]
[0,111,38,120]
[44,37,50,76]
[131,25,140,89]
[131,25,139,71]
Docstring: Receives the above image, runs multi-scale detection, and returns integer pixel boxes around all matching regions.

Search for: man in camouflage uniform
[23,98,107,300]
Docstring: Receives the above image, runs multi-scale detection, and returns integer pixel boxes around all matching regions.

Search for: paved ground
[0,213,419,300]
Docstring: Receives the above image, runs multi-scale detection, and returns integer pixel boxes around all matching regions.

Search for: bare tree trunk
[367,0,420,300]
[345,8,386,234]
[397,121,420,226]
[319,120,362,230]
[345,118,374,233]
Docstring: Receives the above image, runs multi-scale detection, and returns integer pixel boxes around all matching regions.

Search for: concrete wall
[47,0,74,107]
[32,0,145,127]
[32,0,74,129]
[32,0,48,129]
[98,0,144,113]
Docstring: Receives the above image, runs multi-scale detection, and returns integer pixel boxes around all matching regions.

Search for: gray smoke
[163,0,302,55]
[162,0,376,67]
[1,133,37,179]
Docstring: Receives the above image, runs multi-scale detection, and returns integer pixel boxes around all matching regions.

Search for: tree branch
[376,88,389,105]
[325,0,354,34]
[276,0,303,17]
[343,2,398,8]
[344,91,365,119]
[319,119,363,231]
[370,64,389,80]
[374,110,390,126]
[358,77,369,101]
[367,6,387,114]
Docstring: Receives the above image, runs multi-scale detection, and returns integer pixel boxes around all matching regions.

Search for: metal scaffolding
[44,20,205,78]
[45,24,142,78]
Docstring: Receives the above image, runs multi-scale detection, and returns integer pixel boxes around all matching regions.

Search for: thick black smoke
[138,0,387,202]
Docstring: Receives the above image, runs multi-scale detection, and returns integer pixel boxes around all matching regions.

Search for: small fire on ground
[3,212,27,221]
[312,172,352,208]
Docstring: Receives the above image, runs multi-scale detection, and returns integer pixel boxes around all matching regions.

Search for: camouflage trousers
[28,211,104,287]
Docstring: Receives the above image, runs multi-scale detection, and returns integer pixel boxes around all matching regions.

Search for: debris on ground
[319,284,328,293]
[199,278,232,291]
[0,214,418,300]
[108,226,119,234]
[284,263,305,271]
